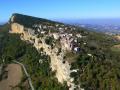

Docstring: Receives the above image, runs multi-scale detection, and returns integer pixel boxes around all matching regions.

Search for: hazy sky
[0,0,120,22]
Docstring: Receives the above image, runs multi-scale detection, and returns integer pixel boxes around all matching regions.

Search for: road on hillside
[13,60,35,90]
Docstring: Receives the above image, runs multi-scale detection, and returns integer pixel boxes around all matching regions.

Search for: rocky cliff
[10,14,82,90]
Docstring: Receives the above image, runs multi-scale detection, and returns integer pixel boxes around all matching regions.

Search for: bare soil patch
[0,64,22,90]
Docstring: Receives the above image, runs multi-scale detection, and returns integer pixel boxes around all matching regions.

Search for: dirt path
[0,64,22,90]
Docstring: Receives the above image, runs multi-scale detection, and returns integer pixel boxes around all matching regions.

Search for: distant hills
[58,18,120,25]
[0,22,5,25]
[57,18,120,35]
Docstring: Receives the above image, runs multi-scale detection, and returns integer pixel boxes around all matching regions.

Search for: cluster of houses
[60,33,81,52]
[51,32,82,52]
[32,23,76,35]
[29,22,82,52]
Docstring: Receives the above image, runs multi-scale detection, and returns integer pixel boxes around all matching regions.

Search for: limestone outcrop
[10,14,82,90]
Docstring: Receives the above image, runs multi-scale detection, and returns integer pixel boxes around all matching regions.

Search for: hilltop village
[10,14,86,90]
[10,14,88,54]
[1,13,120,90]
[30,23,82,52]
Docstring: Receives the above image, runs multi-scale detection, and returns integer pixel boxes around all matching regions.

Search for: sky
[0,0,120,22]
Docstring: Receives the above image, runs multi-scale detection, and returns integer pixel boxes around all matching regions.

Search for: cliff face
[11,23,24,33]
[10,14,82,90]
